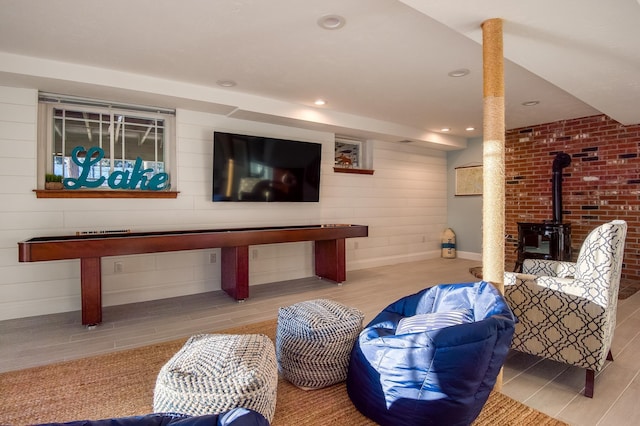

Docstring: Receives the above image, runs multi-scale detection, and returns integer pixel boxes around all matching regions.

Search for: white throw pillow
[395,309,474,335]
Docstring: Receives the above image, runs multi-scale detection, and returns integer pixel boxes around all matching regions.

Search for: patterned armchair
[504,220,627,398]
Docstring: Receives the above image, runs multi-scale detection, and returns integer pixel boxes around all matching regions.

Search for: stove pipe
[552,152,571,223]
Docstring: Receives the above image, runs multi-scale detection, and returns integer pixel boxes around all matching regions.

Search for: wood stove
[515,222,571,271]
[514,153,572,271]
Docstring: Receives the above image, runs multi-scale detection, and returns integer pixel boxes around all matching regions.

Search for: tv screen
[212,132,322,202]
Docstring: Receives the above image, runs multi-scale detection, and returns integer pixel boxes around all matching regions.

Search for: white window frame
[37,94,176,191]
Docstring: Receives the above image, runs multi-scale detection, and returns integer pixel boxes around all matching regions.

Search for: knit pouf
[276,299,364,389]
[153,333,278,422]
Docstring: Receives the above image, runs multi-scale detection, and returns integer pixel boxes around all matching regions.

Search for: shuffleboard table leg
[80,257,102,327]
[221,246,249,300]
[314,238,346,283]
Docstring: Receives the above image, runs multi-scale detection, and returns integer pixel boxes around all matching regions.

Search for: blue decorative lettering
[127,157,155,190]
[107,171,130,189]
[147,173,169,190]
[63,146,170,191]
[64,146,106,189]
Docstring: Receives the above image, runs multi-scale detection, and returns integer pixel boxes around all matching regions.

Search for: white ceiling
[0,0,638,150]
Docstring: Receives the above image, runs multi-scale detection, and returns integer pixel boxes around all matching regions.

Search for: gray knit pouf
[153,333,278,422]
[276,299,364,390]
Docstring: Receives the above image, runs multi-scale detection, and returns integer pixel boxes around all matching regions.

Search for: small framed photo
[455,165,483,196]
[335,140,362,168]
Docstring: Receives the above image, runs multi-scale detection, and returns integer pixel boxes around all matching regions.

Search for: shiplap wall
[0,86,448,320]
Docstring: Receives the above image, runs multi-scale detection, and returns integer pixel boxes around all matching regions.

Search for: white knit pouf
[153,333,277,422]
[276,299,364,389]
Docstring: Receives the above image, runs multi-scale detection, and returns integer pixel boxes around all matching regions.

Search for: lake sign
[63,146,169,191]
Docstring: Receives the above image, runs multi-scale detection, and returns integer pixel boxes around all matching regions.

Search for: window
[38,93,176,194]
[333,136,374,175]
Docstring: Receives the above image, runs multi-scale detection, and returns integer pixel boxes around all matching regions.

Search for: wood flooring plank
[512,365,587,420]
[596,371,640,425]
[555,364,634,425]
[502,357,570,402]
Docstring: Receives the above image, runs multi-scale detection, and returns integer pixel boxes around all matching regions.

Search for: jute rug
[0,319,566,426]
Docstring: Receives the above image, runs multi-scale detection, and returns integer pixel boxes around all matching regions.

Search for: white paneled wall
[0,87,447,320]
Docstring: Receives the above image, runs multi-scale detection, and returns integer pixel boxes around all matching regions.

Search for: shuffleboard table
[18,224,368,326]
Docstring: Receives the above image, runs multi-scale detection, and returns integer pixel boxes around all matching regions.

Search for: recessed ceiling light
[216,80,237,88]
[465,127,475,131]
[318,14,346,30]
[441,128,451,132]
[314,99,327,106]
[448,69,470,78]
[522,100,540,106]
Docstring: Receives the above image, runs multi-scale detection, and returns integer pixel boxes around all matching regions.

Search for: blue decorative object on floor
[33,407,269,426]
[346,281,516,426]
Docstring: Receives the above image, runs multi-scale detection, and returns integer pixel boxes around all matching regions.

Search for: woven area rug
[0,319,566,426]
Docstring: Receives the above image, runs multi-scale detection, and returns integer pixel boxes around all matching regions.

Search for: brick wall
[505,114,640,282]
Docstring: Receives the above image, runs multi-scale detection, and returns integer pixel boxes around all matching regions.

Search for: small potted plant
[45,173,64,190]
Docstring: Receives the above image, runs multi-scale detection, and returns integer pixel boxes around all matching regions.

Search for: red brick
[505,114,640,282]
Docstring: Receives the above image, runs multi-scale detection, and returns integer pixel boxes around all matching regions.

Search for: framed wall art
[334,139,362,169]
[455,165,483,196]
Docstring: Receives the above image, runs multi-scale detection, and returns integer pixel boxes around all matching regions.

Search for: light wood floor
[1,258,639,425]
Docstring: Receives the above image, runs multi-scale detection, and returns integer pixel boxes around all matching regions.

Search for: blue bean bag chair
[346,281,516,426]
[35,407,269,426]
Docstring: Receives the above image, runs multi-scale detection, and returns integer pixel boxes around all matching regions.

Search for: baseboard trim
[349,251,439,270]
[456,251,482,261]
[349,250,481,271]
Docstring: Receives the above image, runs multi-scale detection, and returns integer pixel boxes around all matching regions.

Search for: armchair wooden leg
[585,369,595,398]
[584,351,613,398]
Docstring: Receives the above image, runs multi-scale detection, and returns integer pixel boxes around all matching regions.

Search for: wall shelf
[33,190,179,199]
[333,167,374,175]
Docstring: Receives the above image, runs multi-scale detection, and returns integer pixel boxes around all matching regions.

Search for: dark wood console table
[18,224,368,325]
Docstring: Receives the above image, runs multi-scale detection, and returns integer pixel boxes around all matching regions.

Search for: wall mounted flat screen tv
[212,131,322,202]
